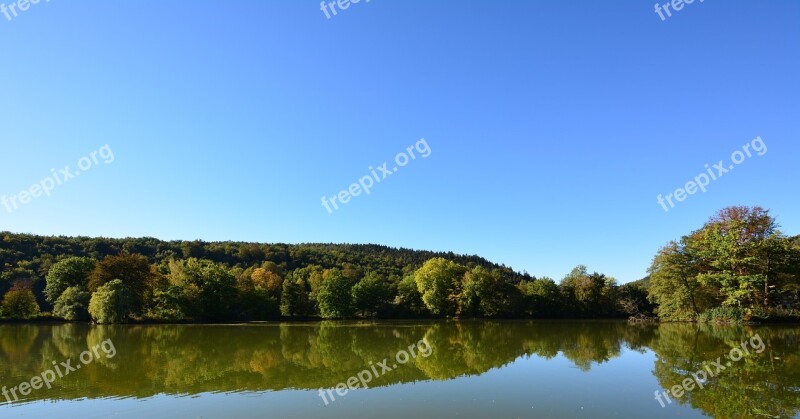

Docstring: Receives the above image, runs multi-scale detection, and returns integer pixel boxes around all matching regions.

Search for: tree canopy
[1,205,797,324]
[647,206,800,321]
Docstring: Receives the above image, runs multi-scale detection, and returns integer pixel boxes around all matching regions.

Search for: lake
[0,320,798,418]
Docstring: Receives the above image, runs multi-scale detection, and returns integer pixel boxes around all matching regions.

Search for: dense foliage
[53,286,91,321]
[0,231,653,323]
[1,206,795,323]
[88,280,131,324]
[0,281,39,319]
[647,206,800,322]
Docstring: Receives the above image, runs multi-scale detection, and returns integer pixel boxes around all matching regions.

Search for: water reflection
[0,320,798,418]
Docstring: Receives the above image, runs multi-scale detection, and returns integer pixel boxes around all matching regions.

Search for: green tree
[351,272,392,317]
[148,284,189,321]
[280,273,308,317]
[293,265,324,315]
[1,282,40,319]
[460,266,523,317]
[521,277,561,317]
[647,240,715,321]
[694,206,777,308]
[318,269,354,318]
[415,258,466,316]
[45,257,96,304]
[395,274,427,316]
[53,286,91,321]
[169,259,237,321]
[88,279,132,324]
[560,266,608,317]
[647,206,800,320]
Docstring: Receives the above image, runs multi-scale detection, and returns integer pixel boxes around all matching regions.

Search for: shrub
[88,279,132,324]
[743,307,800,322]
[698,307,744,324]
[53,286,91,321]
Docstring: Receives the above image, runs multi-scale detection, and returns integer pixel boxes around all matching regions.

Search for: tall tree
[53,286,91,321]
[395,273,427,316]
[44,257,95,304]
[167,258,237,321]
[415,258,466,316]
[89,253,157,315]
[460,266,523,317]
[317,269,354,318]
[251,268,282,297]
[560,266,608,317]
[521,277,561,317]
[693,207,776,307]
[647,240,716,321]
[88,279,131,324]
[1,281,40,319]
[351,272,392,317]
[648,206,800,320]
[280,273,308,317]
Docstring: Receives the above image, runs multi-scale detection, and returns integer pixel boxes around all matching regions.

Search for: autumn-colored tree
[89,253,158,315]
[1,281,40,319]
[251,268,282,296]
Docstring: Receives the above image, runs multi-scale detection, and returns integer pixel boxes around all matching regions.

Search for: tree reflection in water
[0,320,797,418]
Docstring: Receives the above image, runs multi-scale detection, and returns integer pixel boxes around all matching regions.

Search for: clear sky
[1,0,798,283]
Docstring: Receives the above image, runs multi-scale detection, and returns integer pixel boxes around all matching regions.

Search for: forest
[0,206,798,324]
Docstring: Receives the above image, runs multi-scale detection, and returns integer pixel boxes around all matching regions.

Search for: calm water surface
[0,320,798,418]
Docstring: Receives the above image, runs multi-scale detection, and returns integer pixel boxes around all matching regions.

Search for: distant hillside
[627,276,650,290]
[0,232,532,302]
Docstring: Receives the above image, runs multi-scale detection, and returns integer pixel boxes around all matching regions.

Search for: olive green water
[0,321,798,418]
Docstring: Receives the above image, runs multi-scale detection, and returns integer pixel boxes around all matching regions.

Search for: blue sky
[0,0,798,283]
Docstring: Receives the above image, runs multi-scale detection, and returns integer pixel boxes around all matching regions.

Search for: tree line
[1,206,797,323]
[0,236,649,323]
